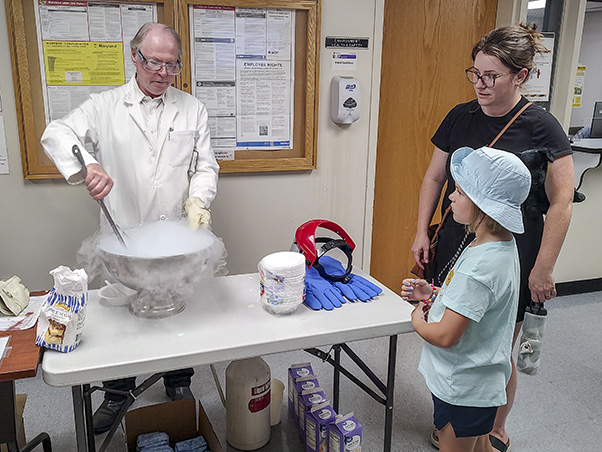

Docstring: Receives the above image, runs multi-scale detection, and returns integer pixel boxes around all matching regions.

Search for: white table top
[571,138,602,152]
[42,272,415,386]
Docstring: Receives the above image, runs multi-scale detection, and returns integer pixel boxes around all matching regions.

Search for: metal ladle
[72,145,127,248]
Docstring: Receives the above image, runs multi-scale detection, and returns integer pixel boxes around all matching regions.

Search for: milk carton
[298,387,328,439]
[328,412,362,452]
[293,374,320,427]
[305,401,336,452]
[288,363,314,417]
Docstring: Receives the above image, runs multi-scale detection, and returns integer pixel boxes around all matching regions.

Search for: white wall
[570,9,602,128]
[0,0,384,290]
[556,164,602,281]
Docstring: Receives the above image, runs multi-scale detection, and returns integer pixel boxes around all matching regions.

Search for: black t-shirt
[432,96,572,213]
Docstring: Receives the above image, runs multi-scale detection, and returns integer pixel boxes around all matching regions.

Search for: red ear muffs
[293,219,355,282]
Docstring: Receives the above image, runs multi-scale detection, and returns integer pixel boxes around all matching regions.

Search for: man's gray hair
[130,23,183,59]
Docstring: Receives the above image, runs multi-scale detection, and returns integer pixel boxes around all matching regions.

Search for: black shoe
[93,398,127,435]
[166,386,194,401]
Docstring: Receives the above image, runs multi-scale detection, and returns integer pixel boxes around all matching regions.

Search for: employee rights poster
[190,6,295,159]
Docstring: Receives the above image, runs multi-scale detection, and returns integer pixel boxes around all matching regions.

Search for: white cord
[210,364,226,408]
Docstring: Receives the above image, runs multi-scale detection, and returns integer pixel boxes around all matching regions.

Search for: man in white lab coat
[41,22,219,435]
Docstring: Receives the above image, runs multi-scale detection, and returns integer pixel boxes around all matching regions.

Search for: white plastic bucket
[258,252,306,315]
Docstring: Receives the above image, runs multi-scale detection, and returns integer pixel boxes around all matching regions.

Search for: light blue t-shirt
[418,239,520,407]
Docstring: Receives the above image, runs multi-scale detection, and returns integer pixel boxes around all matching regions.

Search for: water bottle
[517,302,547,375]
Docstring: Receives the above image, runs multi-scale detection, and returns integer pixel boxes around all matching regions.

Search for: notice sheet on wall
[524,34,554,102]
[0,118,8,174]
[572,65,586,108]
[34,0,157,124]
[190,5,295,158]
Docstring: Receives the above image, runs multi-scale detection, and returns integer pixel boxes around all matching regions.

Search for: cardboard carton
[328,412,362,452]
[305,401,336,452]
[297,387,328,440]
[1,394,27,452]
[294,375,321,428]
[288,363,314,417]
[124,399,223,452]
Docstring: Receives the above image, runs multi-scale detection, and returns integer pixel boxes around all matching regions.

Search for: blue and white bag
[35,266,87,353]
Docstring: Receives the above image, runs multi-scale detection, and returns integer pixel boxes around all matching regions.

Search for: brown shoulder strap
[488,101,533,147]
[430,205,453,244]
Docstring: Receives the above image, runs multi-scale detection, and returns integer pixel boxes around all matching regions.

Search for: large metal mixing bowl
[98,222,222,319]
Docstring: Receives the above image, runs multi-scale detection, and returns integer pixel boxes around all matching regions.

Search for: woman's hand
[528,264,556,302]
[401,278,431,301]
[411,233,431,269]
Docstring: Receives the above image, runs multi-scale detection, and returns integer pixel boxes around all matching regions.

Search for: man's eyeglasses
[136,50,182,75]
[465,67,512,88]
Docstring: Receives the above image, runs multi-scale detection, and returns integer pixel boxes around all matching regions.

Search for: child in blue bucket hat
[402,146,531,452]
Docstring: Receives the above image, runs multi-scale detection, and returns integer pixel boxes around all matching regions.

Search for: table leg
[0,380,19,451]
[2,380,53,452]
[72,385,89,452]
[384,335,398,452]
[83,385,96,452]
[305,335,399,452]
[333,344,340,414]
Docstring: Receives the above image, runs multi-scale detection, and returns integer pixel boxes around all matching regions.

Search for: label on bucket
[249,392,271,413]
[248,379,271,413]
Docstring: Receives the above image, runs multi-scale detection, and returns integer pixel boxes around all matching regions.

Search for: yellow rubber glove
[184,197,211,230]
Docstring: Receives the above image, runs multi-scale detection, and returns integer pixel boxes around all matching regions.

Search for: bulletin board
[5,0,172,179]
[4,0,320,178]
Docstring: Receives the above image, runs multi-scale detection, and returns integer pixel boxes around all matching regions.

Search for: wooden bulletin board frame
[4,0,320,178]
[5,0,173,180]
[178,0,320,173]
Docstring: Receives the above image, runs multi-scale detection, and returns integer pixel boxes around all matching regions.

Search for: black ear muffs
[293,219,356,282]
[312,238,353,283]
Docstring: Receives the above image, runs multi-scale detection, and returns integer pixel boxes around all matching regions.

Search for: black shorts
[432,394,498,438]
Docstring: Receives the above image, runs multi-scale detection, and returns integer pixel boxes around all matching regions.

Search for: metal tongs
[72,145,127,247]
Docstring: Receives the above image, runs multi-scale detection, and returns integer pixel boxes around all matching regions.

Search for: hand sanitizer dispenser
[330,76,361,124]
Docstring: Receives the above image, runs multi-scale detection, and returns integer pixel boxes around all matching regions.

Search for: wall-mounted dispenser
[330,76,361,124]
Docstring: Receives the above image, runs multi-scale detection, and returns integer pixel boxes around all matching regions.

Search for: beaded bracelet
[425,283,438,306]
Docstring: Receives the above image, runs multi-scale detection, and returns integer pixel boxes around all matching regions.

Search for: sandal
[489,434,511,452]
[430,428,440,449]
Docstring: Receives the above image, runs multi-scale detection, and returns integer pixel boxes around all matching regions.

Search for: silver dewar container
[98,221,224,319]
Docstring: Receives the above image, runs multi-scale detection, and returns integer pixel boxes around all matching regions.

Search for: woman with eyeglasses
[410,24,574,452]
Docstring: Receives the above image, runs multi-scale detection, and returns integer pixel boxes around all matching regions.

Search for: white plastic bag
[517,303,547,375]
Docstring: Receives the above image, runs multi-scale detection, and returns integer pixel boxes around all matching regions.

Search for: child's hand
[401,278,431,302]
[411,301,428,323]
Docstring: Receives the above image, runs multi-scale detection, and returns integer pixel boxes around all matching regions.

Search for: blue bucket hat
[450,146,531,234]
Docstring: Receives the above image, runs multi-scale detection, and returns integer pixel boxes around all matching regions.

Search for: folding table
[42,271,414,452]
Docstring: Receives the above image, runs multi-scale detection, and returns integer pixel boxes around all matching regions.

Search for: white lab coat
[41,77,219,231]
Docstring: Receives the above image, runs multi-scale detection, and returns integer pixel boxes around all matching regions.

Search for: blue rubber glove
[304,265,345,310]
[319,256,383,301]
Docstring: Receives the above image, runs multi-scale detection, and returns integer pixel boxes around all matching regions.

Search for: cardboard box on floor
[1,394,27,452]
[124,399,223,452]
